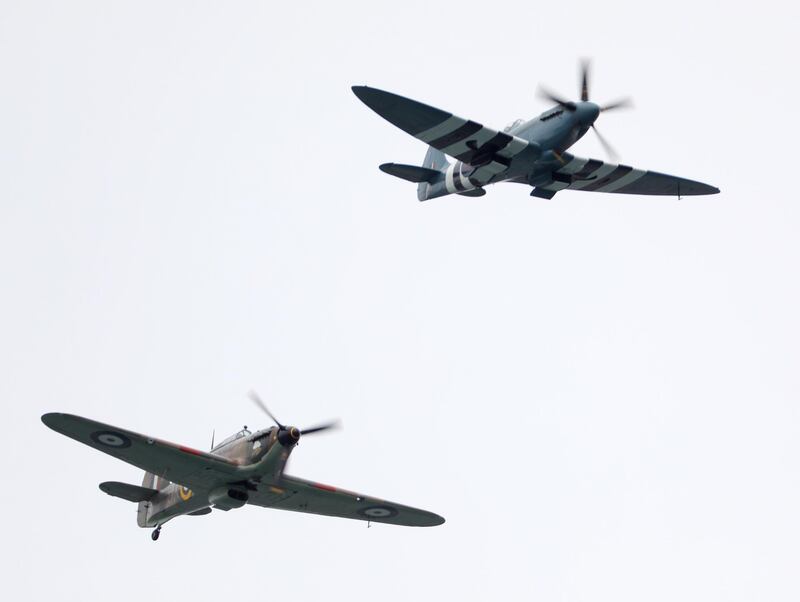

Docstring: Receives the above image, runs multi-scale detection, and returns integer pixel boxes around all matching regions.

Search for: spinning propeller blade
[248,390,285,429]
[580,59,590,101]
[537,86,576,111]
[301,420,341,436]
[248,390,340,441]
[591,124,619,161]
[600,98,633,112]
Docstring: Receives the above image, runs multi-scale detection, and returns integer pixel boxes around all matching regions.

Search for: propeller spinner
[248,390,340,447]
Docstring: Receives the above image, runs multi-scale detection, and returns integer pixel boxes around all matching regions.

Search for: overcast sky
[2,1,799,601]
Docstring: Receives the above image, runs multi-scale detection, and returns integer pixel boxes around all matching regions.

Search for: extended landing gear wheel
[151,526,161,541]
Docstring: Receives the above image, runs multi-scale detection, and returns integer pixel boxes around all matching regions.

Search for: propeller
[300,420,341,435]
[577,59,633,110]
[248,390,285,429]
[590,125,619,161]
[580,58,590,102]
[538,60,633,160]
[248,390,340,446]
[537,86,576,112]
[600,98,633,112]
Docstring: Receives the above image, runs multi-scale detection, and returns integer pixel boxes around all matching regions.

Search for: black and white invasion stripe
[414,114,530,185]
[444,162,484,194]
[541,156,646,193]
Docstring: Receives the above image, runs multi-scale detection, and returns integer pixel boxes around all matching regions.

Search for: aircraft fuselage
[425,101,601,198]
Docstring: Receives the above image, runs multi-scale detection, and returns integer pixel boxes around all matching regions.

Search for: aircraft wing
[42,413,241,491]
[352,86,540,184]
[248,474,445,527]
[536,153,719,196]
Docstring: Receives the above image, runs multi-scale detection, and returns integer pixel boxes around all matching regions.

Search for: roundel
[90,430,132,449]
[179,486,193,501]
[358,505,398,519]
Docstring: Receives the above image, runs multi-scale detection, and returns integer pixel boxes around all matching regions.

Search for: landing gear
[151,526,161,541]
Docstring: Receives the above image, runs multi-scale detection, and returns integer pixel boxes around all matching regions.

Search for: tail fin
[137,471,159,527]
[422,146,449,171]
[418,146,450,201]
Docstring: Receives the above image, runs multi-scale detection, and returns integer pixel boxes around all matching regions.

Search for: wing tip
[351,84,381,105]
[427,512,446,527]
[351,86,450,137]
[689,183,720,196]
[378,510,445,527]
[41,412,65,429]
[351,85,402,114]
[404,509,445,527]
[688,181,720,195]
[405,512,445,527]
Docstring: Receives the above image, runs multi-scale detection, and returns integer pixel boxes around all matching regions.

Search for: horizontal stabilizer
[99,481,158,502]
[379,163,441,183]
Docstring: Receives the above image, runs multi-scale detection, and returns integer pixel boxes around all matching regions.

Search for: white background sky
[1,1,799,600]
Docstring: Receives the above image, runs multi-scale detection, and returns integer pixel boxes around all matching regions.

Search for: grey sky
[1,1,799,600]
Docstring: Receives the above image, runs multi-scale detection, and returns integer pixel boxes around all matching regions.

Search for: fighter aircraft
[352,62,719,200]
[41,392,444,540]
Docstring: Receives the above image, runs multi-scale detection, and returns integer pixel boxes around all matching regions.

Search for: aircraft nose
[578,102,600,124]
[277,426,301,447]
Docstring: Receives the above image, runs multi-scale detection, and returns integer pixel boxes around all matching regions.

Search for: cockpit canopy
[212,427,252,450]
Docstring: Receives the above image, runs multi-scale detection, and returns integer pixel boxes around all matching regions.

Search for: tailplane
[377,146,451,201]
[100,481,158,502]
[379,163,440,183]
[378,147,482,201]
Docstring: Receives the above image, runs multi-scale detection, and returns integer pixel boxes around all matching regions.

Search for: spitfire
[352,61,719,200]
[41,391,444,541]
